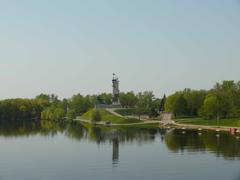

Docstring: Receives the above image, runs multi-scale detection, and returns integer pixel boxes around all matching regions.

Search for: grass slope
[176,118,240,127]
[81,109,141,124]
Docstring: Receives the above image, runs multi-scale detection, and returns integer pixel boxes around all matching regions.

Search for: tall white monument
[112,73,120,105]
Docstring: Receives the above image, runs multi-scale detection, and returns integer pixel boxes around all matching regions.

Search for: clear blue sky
[0,0,240,99]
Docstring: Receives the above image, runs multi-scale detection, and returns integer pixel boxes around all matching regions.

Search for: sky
[0,0,240,99]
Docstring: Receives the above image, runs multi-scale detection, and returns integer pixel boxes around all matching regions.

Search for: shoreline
[75,118,240,133]
[160,113,240,133]
[74,118,160,127]
[172,122,240,132]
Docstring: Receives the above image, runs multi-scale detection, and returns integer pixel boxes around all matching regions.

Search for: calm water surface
[0,121,239,180]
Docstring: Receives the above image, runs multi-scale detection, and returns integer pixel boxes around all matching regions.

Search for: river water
[0,121,239,180]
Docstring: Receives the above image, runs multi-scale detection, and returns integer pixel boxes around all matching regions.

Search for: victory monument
[112,73,120,105]
[95,73,121,108]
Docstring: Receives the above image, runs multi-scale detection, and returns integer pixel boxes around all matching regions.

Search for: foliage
[172,95,188,118]
[0,98,41,121]
[1,80,239,122]
[0,92,138,122]
[119,91,138,108]
[66,109,76,120]
[165,90,206,118]
[120,92,166,118]
[148,98,161,118]
[165,80,240,120]
[201,81,237,119]
[41,107,65,121]
[96,93,112,105]
[68,94,94,116]
[159,94,167,112]
[183,89,206,116]
[136,91,155,118]
[165,93,181,113]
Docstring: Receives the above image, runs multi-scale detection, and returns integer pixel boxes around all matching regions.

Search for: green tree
[119,91,138,108]
[53,108,65,121]
[165,90,206,118]
[164,93,181,113]
[68,94,94,118]
[159,94,167,112]
[35,94,51,108]
[149,98,161,118]
[66,109,76,120]
[201,93,233,119]
[136,91,155,118]
[200,94,218,119]
[183,89,206,116]
[172,95,188,118]
[97,93,112,105]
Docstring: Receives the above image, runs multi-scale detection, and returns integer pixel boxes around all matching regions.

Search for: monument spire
[112,73,120,105]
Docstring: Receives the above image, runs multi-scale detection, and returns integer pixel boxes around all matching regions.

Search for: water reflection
[164,129,240,159]
[112,138,119,166]
[0,120,239,163]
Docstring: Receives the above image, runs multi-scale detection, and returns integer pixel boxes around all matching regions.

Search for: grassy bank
[176,117,240,127]
[81,109,141,124]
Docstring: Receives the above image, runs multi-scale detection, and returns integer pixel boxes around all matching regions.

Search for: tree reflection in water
[0,120,239,162]
[164,129,240,159]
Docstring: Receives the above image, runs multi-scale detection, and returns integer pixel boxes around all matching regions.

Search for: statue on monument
[112,73,120,105]
[95,73,121,108]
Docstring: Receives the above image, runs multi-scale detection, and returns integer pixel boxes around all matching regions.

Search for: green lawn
[176,117,240,127]
[81,109,141,124]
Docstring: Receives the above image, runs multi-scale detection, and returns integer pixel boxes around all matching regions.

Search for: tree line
[0,91,166,122]
[3,80,236,122]
[165,80,240,119]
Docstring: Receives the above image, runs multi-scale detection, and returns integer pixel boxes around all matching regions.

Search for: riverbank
[160,113,240,133]
[76,110,240,133]
[172,122,240,132]
[74,118,160,127]
[175,117,240,127]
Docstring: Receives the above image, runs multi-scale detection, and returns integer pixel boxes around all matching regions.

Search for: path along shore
[74,118,160,126]
[75,111,240,133]
[75,118,240,133]
[161,113,240,133]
